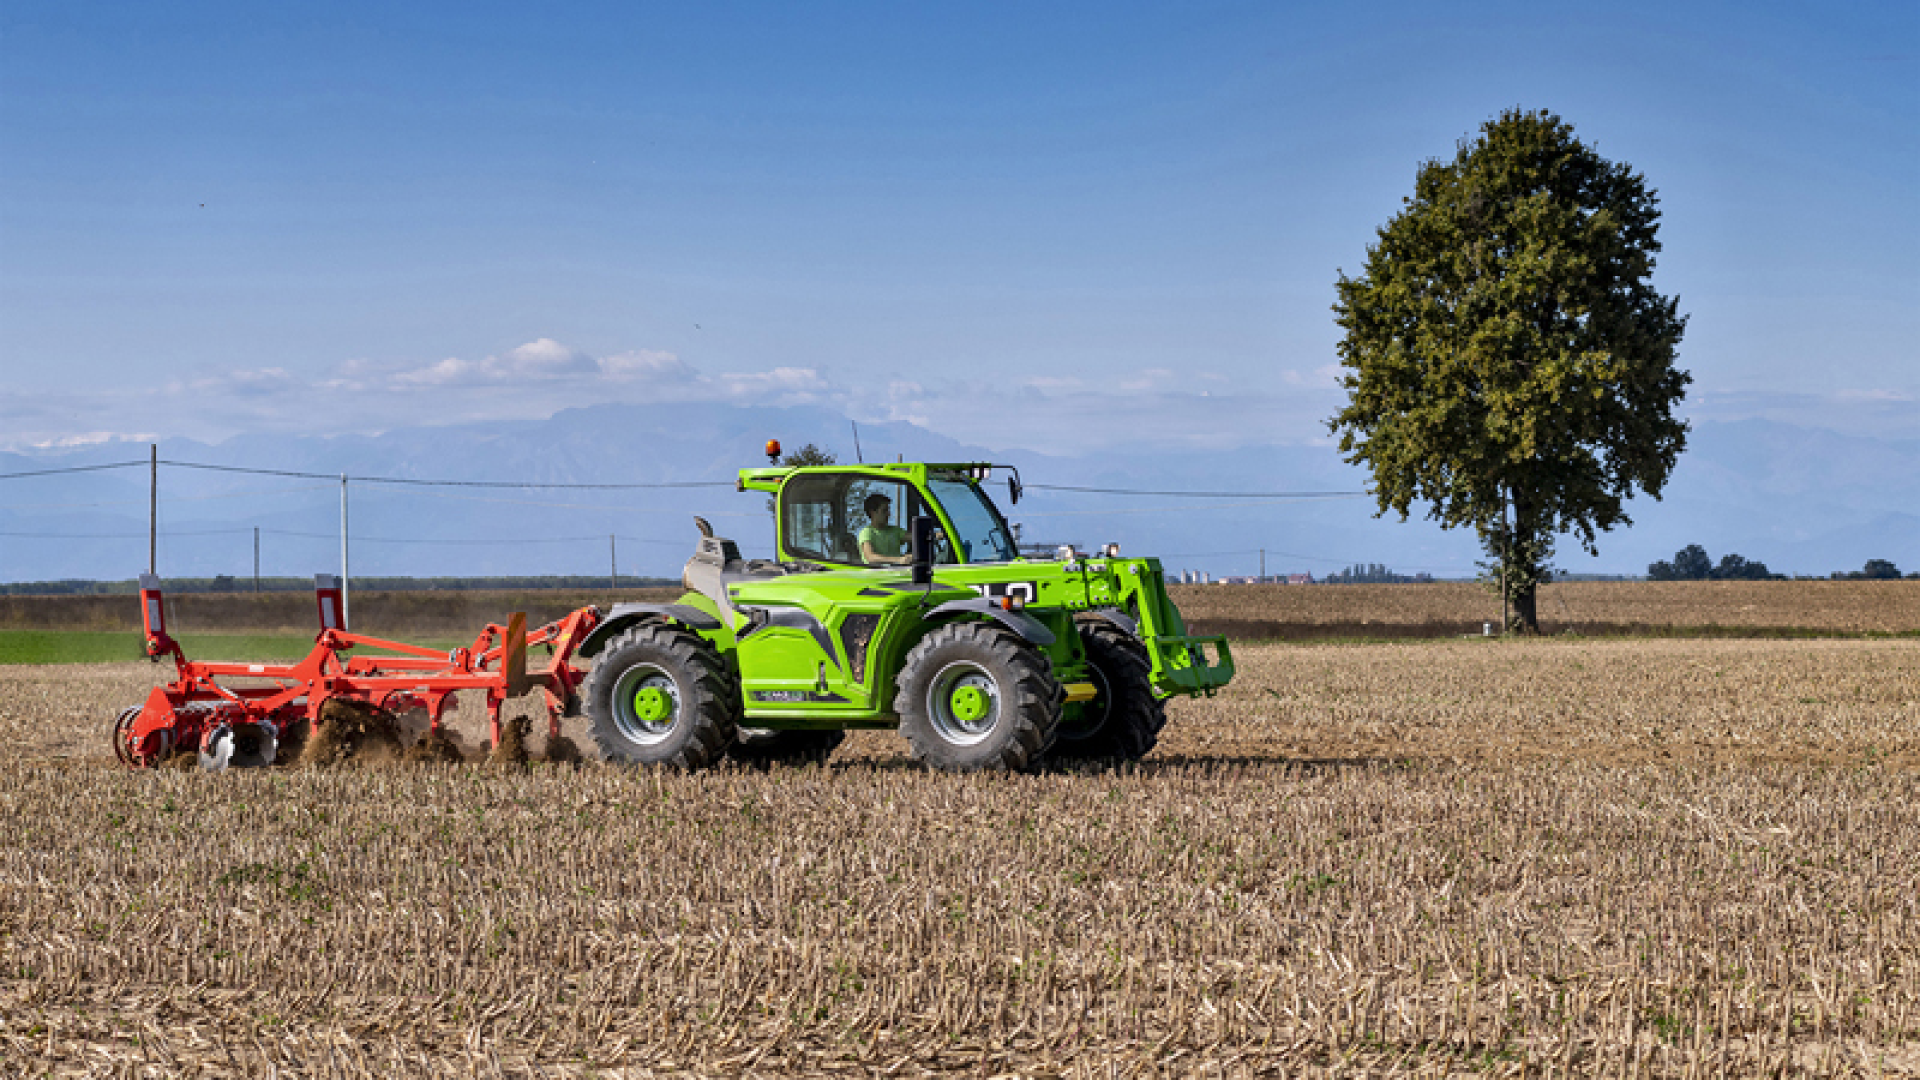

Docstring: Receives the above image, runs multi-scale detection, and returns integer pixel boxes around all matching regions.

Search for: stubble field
[6,579,1917,640]
[3,626,1918,1075]
[1168,579,1920,639]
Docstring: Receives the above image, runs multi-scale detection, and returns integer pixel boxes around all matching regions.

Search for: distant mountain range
[1,403,1913,584]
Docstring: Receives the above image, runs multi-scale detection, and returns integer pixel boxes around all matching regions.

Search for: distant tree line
[1831,559,1910,581]
[1322,563,1430,584]
[1648,546,1914,581]
[1647,545,1782,581]
[0,574,679,596]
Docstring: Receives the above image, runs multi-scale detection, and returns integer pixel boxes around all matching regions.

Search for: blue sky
[2,0,1915,455]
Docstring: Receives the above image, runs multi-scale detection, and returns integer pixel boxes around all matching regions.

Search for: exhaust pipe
[199,720,279,771]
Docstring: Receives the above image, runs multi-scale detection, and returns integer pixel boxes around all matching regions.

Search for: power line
[0,460,148,480]
[0,481,334,511]
[1,527,254,539]
[260,528,688,548]
[1017,497,1365,518]
[1,526,689,548]
[9,455,1358,498]
[353,485,757,516]
[1028,484,1368,498]
[158,459,731,489]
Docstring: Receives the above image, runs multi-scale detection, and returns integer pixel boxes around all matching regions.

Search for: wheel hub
[631,686,674,722]
[1057,665,1112,742]
[949,685,990,722]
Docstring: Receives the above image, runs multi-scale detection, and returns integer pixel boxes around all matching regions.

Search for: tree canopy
[1648,544,1780,581]
[1330,108,1689,631]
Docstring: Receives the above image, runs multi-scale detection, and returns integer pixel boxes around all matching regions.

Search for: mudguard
[576,603,725,658]
[1081,607,1139,638]
[924,597,1056,646]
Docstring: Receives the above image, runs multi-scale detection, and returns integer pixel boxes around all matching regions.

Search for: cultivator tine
[503,612,530,697]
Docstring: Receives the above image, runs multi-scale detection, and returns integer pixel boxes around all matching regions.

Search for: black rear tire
[727,728,847,767]
[895,622,1062,772]
[1046,621,1165,764]
[583,622,738,768]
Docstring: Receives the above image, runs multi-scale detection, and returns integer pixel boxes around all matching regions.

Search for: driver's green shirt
[857,523,909,559]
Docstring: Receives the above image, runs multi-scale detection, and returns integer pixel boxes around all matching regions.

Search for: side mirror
[910,515,936,585]
[1007,474,1023,505]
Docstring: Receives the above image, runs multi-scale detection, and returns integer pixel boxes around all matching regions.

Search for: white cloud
[600,349,691,381]
[391,338,598,386]
[503,337,598,379]
[1834,388,1915,403]
[719,367,828,398]
[221,367,298,396]
[0,338,855,446]
[1280,364,1345,389]
[391,356,476,388]
[29,431,146,449]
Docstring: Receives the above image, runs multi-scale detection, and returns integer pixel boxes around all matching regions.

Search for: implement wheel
[1046,622,1165,764]
[583,622,738,769]
[895,622,1061,772]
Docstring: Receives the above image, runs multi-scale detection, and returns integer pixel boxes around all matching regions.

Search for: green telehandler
[575,449,1233,771]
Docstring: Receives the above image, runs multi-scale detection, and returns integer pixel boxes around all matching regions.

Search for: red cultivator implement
[114,574,601,770]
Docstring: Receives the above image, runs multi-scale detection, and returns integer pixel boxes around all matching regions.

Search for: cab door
[777,471,930,568]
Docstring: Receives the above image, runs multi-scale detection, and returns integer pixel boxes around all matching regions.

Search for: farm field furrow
[2,638,1917,1077]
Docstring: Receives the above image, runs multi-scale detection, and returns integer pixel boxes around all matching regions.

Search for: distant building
[1287,573,1313,585]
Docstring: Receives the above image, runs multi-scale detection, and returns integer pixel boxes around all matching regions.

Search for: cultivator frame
[115,574,600,769]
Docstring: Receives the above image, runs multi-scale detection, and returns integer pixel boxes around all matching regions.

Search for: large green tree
[1329,108,1689,632]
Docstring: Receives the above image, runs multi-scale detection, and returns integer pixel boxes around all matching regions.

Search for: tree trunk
[1510,579,1540,635]
[1509,491,1544,635]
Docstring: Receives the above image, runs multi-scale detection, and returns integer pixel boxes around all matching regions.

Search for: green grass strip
[0,630,475,665]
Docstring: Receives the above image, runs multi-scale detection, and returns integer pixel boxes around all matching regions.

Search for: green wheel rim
[610,663,680,745]
[927,660,1000,746]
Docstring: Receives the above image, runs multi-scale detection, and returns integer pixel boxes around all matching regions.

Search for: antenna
[851,420,864,463]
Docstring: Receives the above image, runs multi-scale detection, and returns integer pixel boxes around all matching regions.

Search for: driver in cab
[858,493,912,566]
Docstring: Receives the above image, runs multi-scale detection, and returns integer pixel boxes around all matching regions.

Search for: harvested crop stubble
[2,760,1918,1076]
[3,640,1918,1074]
[1173,579,1920,637]
[1144,637,1920,769]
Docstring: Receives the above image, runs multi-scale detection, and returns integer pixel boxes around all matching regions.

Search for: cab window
[780,473,929,566]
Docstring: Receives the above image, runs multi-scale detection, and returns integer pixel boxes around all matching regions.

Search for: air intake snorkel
[910,515,937,586]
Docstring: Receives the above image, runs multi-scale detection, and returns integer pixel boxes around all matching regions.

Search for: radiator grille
[839,614,882,683]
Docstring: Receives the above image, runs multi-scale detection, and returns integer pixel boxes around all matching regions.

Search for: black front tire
[1047,621,1165,763]
[895,622,1062,772]
[583,622,739,768]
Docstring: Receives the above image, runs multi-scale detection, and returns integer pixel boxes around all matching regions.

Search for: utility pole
[1259,549,1265,583]
[1500,491,1510,635]
[609,534,617,595]
[340,475,351,630]
[253,527,260,593]
[148,444,157,575]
